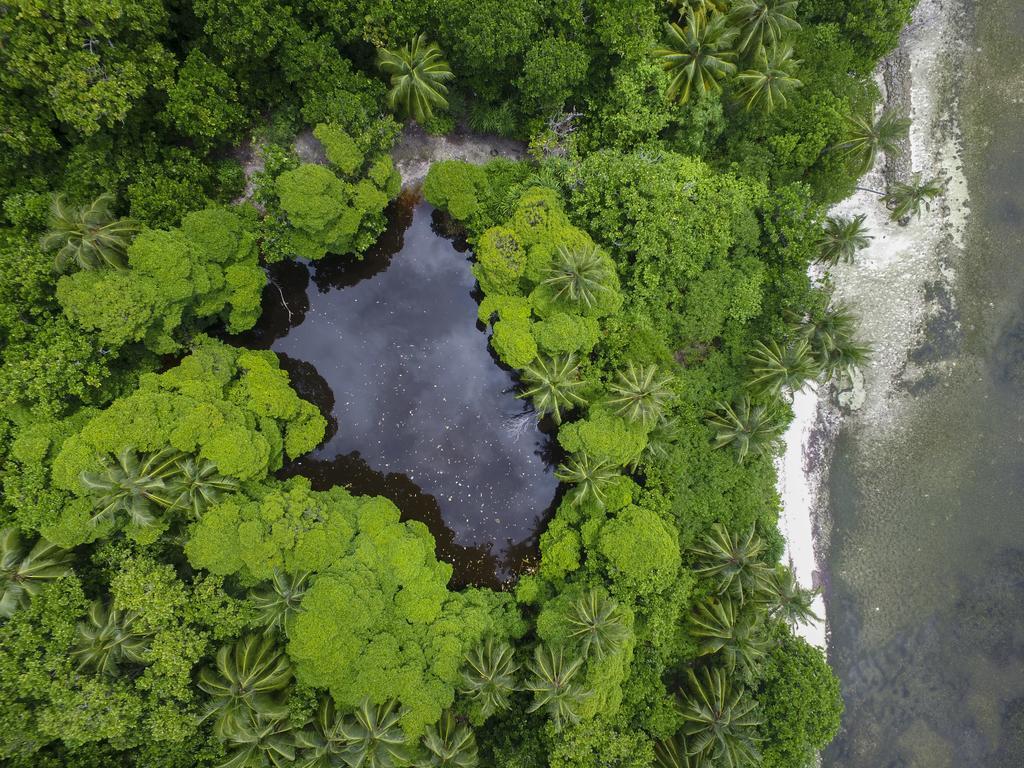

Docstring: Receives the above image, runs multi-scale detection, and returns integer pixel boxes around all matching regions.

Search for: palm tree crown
[797,303,871,378]
[218,711,297,768]
[79,447,183,531]
[607,363,676,427]
[519,354,586,425]
[377,35,453,124]
[817,214,872,266]
[883,174,944,222]
[419,710,479,768]
[734,43,802,113]
[523,645,592,732]
[336,698,410,768]
[689,598,771,675]
[566,588,630,659]
[541,243,615,312]
[677,667,761,768]
[555,453,621,509]
[745,337,819,397]
[72,600,152,676]
[42,193,139,273]
[460,638,519,719]
[0,528,74,618]
[834,109,911,175]
[653,11,739,104]
[172,456,238,518]
[692,523,772,603]
[705,397,787,464]
[729,0,801,55]
[198,634,293,738]
[250,570,312,634]
[762,566,820,629]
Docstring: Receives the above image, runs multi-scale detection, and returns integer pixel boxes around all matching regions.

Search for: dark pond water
[232,199,560,588]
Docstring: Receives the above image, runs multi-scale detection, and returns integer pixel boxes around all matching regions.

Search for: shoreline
[775,0,970,652]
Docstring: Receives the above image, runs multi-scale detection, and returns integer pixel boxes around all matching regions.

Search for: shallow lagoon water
[823,2,1024,764]
[233,200,560,588]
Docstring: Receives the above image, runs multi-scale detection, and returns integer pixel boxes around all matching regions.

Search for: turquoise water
[823,3,1024,765]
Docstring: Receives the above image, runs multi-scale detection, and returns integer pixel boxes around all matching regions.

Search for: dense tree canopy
[0,0,904,763]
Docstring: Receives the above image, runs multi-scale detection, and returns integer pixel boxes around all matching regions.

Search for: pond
[232,199,561,588]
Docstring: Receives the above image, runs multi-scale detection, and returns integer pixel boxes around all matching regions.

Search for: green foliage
[796,303,871,378]
[540,243,620,316]
[377,35,454,124]
[283,493,507,737]
[729,0,801,55]
[597,505,681,597]
[689,597,771,675]
[164,49,246,146]
[0,529,73,618]
[756,634,842,768]
[51,340,325,544]
[734,44,802,113]
[516,38,589,116]
[335,698,410,768]
[275,160,397,260]
[42,194,139,273]
[57,206,265,352]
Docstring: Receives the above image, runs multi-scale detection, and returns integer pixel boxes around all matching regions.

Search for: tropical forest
[0,1,928,767]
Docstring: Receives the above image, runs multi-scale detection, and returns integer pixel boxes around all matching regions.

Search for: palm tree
[79,447,183,531]
[728,0,801,55]
[337,698,410,768]
[653,732,700,768]
[798,303,871,378]
[691,523,772,603]
[607,363,676,427]
[677,667,760,768]
[834,109,911,175]
[817,214,872,266]
[762,566,820,629]
[689,598,771,675]
[541,243,614,312]
[250,570,312,634]
[72,600,152,676]
[198,634,293,738]
[523,645,592,732]
[671,0,729,21]
[172,456,238,517]
[519,355,586,425]
[295,697,346,768]
[418,711,478,767]
[653,10,739,104]
[705,397,787,463]
[0,528,74,618]
[734,44,801,113]
[218,712,297,768]
[566,588,630,660]
[377,35,453,123]
[883,174,944,222]
[745,338,818,397]
[42,193,139,273]
[460,638,519,718]
[555,453,621,508]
